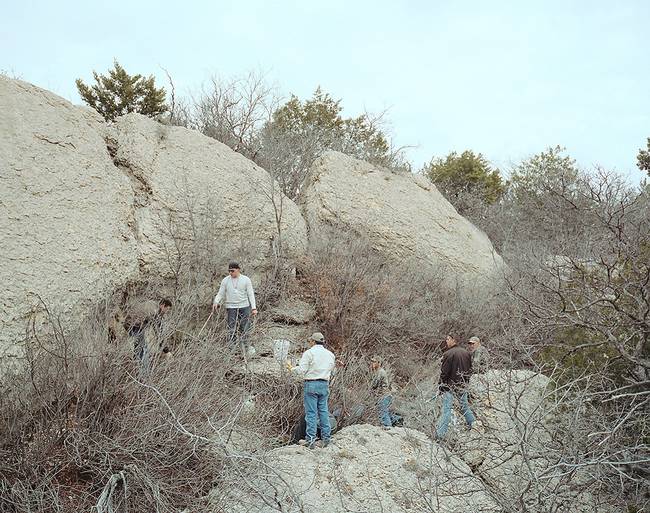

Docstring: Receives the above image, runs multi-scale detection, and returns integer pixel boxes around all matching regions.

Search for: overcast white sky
[2,0,648,180]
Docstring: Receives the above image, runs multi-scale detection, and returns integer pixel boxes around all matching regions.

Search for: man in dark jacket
[435,334,476,438]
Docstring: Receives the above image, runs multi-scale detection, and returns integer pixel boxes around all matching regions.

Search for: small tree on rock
[637,137,650,175]
[260,87,407,199]
[423,150,505,213]
[76,60,167,121]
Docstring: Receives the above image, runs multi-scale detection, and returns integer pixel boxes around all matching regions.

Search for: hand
[213,303,221,312]
[252,308,258,316]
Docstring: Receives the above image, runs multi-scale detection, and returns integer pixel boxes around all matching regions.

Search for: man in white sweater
[212,262,257,352]
[293,332,336,449]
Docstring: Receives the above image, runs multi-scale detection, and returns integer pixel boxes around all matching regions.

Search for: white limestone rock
[220,424,501,513]
[300,151,505,292]
[110,113,308,276]
[0,77,139,357]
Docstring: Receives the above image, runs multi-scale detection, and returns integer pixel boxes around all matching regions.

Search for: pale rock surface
[0,78,308,358]
[220,424,501,513]
[459,370,600,511]
[301,151,505,291]
[267,298,316,325]
[355,369,605,512]
[254,322,311,357]
[242,356,291,380]
[463,369,551,480]
[110,113,308,276]
[0,77,138,357]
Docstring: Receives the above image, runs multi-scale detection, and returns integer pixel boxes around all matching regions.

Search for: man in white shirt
[212,262,257,352]
[293,332,336,449]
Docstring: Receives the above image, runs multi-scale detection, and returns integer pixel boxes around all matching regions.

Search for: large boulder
[109,113,307,276]
[463,370,552,479]
[300,152,504,291]
[0,78,307,358]
[390,368,608,512]
[459,370,603,512]
[0,77,139,358]
[218,424,501,512]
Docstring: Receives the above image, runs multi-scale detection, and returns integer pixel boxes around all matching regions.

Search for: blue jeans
[304,380,331,443]
[436,390,476,438]
[379,394,393,427]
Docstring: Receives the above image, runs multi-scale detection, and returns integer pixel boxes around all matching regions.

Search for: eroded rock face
[110,114,307,275]
[219,424,501,513]
[0,78,307,357]
[0,77,139,358]
[300,151,505,292]
[267,298,316,325]
[464,370,552,484]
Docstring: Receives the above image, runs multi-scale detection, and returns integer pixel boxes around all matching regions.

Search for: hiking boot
[381,425,392,431]
[307,439,317,449]
[321,439,331,448]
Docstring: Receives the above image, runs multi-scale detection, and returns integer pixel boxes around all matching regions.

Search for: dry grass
[0,288,288,512]
[297,235,521,379]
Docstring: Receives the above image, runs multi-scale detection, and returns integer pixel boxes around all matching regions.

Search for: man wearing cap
[293,332,336,449]
[468,336,490,374]
[213,262,257,353]
[435,334,476,439]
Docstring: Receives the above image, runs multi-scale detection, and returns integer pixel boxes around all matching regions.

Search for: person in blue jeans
[369,356,402,429]
[292,332,336,449]
[435,334,476,439]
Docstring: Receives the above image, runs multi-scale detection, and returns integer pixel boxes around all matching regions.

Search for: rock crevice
[0,77,307,355]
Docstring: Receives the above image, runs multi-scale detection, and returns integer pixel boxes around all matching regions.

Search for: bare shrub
[0,285,319,512]
[172,71,410,201]
[0,298,245,512]
[259,107,406,199]
[490,170,650,510]
[297,235,520,376]
[185,70,280,161]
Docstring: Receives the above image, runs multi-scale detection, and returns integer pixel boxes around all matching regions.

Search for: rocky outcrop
[460,370,601,511]
[267,298,316,325]
[224,367,610,512]
[390,368,605,511]
[0,77,307,357]
[0,77,139,358]
[109,114,307,275]
[462,370,552,478]
[301,151,505,291]
[220,424,502,512]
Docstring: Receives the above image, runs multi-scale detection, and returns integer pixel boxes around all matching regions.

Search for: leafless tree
[495,170,650,509]
[187,70,280,160]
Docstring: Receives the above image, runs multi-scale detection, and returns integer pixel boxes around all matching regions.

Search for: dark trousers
[129,325,150,376]
[226,307,251,349]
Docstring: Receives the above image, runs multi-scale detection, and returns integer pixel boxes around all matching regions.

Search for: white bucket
[273,339,291,364]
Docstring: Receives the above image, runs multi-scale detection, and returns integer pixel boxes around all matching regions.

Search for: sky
[1,0,648,181]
